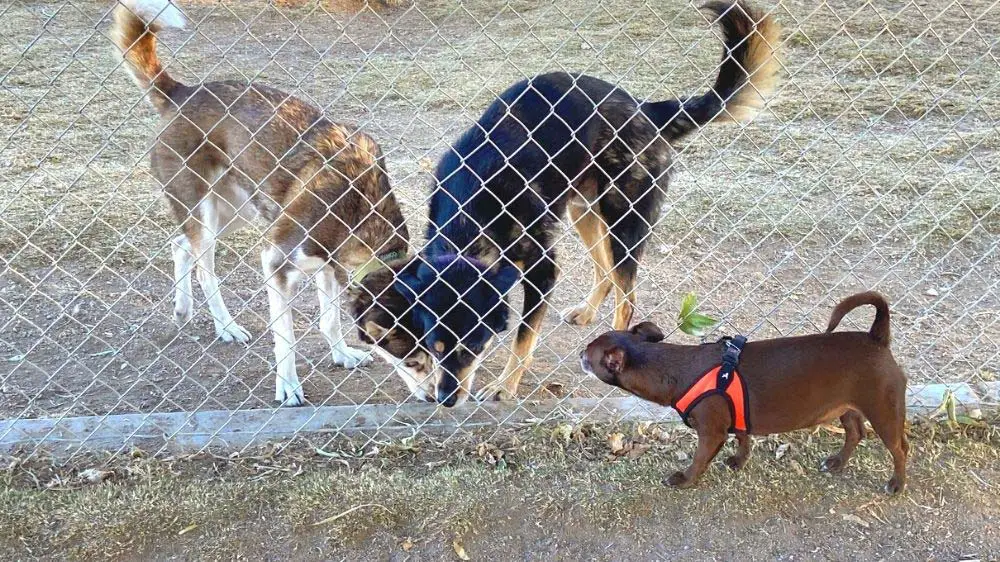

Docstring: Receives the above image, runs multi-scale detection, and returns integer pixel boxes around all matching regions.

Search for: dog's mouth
[370,346,436,402]
[434,339,493,407]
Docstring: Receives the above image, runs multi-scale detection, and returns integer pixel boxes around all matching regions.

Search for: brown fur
[582,292,908,494]
[112,2,409,405]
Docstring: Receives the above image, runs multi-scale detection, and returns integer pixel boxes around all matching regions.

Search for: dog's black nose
[437,387,459,407]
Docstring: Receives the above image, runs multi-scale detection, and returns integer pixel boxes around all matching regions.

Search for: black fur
[358,0,779,406]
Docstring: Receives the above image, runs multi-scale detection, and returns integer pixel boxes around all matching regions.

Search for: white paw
[275,376,305,406]
[173,304,193,326]
[215,320,251,344]
[560,302,597,326]
[331,344,372,369]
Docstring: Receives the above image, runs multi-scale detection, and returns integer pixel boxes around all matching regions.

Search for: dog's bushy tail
[826,291,891,346]
[642,0,780,142]
[111,0,186,114]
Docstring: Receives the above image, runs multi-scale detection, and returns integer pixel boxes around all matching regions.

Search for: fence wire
[0,0,997,459]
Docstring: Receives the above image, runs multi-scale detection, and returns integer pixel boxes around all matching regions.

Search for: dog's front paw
[173,303,193,326]
[275,376,305,407]
[215,320,251,344]
[884,477,904,495]
[474,381,515,402]
[820,455,847,473]
[724,454,748,471]
[664,471,694,489]
[331,345,372,369]
[560,302,597,326]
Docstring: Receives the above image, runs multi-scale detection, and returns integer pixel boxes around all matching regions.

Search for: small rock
[675,450,689,461]
[775,443,791,460]
[925,288,939,297]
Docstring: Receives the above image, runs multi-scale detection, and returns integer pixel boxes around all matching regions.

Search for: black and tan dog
[112,0,409,405]
[581,292,909,494]
[352,0,780,406]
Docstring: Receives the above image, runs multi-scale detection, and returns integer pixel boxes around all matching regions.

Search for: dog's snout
[579,350,592,374]
[437,386,459,407]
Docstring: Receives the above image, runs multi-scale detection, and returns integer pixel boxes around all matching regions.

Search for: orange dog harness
[672,336,751,433]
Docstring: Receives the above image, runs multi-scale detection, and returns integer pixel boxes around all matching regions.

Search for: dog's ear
[630,321,665,343]
[363,320,394,342]
[601,346,626,375]
[487,263,520,297]
[394,259,428,304]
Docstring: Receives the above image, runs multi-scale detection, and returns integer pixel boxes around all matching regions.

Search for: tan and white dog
[111,0,409,405]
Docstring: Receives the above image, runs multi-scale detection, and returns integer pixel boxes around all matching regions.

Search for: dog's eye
[404,359,423,371]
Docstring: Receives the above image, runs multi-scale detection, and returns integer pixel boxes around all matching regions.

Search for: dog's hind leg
[821,410,866,473]
[316,266,371,369]
[261,246,304,406]
[192,194,251,344]
[560,200,614,326]
[866,380,908,494]
[601,175,659,331]
[171,234,195,325]
[724,433,752,471]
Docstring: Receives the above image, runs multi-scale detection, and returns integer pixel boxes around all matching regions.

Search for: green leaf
[678,292,697,320]
[676,292,718,337]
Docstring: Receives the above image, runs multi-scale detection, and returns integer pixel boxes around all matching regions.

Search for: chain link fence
[1,0,997,460]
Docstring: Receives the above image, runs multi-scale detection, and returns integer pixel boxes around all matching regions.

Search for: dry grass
[0,1,997,417]
[1,419,999,559]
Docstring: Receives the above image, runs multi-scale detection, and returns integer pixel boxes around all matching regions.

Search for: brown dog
[581,292,908,494]
[112,0,409,405]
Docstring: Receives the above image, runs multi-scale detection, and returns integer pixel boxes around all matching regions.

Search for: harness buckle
[721,335,747,370]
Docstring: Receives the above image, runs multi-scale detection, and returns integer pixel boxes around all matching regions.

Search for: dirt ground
[1,420,999,560]
[1,0,998,421]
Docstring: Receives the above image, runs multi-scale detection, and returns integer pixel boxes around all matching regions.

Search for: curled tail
[642,0,780,141]
[826,291,891,346]
[111,0,187,114]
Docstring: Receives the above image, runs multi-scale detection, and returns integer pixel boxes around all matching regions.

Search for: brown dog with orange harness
[581,292,909,494]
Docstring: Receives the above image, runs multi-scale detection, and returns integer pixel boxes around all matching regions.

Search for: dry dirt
[2,420,999,560]
[0,1,997,421]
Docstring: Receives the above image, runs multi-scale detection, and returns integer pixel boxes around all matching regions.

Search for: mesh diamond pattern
[0,0,996,459]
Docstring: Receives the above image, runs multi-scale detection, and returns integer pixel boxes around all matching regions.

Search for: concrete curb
[1,384,994,457]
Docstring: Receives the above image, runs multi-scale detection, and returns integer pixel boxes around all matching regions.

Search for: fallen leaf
[544,382,565,396]
[475,442,504,466]
[607,433,625,454]
[453,538,471,560]
[551,423,573,444]
[401,538,414,552]
[78,468,112,484]
[178,523,198,536]
[418,157,435,173]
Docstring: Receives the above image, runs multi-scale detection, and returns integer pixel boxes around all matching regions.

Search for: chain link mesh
[1,0,997,459]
